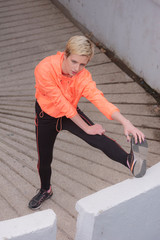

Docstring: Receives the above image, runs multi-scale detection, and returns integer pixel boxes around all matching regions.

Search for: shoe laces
[35,189,48,203]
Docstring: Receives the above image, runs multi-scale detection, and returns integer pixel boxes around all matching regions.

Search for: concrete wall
[53,0,160,93]
[0,209,56,240]
[75,162,160,240]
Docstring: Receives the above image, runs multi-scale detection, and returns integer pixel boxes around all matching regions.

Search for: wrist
[121,119,130,126]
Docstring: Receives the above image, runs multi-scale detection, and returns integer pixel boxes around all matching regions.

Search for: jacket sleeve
[82,77,119,120]
[35,64,77,118]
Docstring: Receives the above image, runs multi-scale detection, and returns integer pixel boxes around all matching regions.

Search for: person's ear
[64,52,67,60]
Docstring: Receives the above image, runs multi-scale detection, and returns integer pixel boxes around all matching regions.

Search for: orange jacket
[35,52,119,119]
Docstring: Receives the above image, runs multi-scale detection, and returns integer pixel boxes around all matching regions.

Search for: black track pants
[35,101,129,190]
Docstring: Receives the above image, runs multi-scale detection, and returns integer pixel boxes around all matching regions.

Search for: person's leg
[63,107,147,177]
[35,101,58,190]
[62,108,128,167]
[28,101,58,210]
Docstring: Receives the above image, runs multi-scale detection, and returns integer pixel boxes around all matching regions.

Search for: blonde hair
[65,35,94,59]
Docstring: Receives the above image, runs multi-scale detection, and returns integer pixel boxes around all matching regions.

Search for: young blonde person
[29,36,148,210]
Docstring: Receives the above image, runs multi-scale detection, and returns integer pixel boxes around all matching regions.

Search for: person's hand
[123,120,145,144]
[86,124,105,135]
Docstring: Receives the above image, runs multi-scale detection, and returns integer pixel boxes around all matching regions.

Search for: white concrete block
[0,209,56,240]
[75,163,160,240]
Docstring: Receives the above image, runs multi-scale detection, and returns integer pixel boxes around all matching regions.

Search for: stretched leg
[62,108,128,167]
[63,108,147,177]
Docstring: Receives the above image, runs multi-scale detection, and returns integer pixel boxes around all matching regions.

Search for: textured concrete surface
[0,0,160,240]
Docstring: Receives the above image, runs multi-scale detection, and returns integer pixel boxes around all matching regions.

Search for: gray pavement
[0,0,160,239]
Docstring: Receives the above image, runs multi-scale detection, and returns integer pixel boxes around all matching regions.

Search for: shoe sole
[133,159,147,178]
[131,138,148,178]
[28,192,53,210]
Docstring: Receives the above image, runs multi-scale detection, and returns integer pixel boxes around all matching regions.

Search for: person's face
[62,53,90,77]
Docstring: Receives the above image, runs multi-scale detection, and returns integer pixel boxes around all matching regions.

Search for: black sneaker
[127,137,148,178]
[28,188,53,210]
